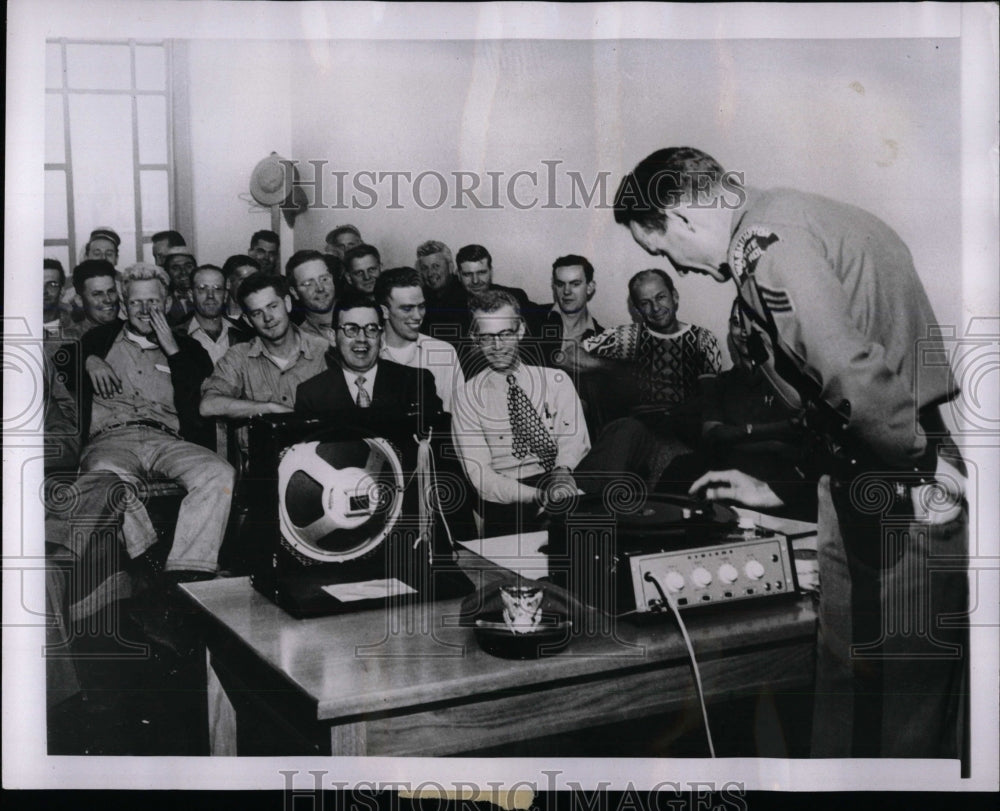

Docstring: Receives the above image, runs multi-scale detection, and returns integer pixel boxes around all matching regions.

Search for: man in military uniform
[613,146,967,759]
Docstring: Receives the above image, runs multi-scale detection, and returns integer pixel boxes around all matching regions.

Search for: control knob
[664,571,686,592]
[691,567,712,588]
[718,563,739,584]
[744,560,766,580]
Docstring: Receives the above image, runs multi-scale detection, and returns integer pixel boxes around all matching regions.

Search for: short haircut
[151,230,186,247]
[323,253,344,281]
[344,243,380,267]
[72,259,117,295]
[44,258,66,285]
[285,249,327,281]
[468,288,521,320]
[613,147,729,231]
[326,224,361,244]
[416,239,453,265]
[333,291,383,325]
[238,273,287,309]
[455,244,492,269]
[191,264,224,287]
[250,229,280,248]
[628,268,677,304]
[121,263,171,298]
[552,254,594,283]
[221,254,261,280]
[373,267,421,306]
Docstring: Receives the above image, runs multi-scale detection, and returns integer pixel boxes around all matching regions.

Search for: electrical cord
[644,571,716,758]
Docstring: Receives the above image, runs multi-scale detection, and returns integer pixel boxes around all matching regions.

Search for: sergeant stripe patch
[758,284,793,313]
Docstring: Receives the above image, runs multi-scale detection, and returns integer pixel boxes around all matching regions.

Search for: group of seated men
[42,223,813,656]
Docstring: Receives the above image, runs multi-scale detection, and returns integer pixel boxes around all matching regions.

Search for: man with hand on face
[201,273,329,423]
[375,266,465,414]
[181,264,252,365]
[249,229,280,276]
[416,239,467,345]
[343,243,383,295]
[294,291,442,421]
[286,249,340,344]
[69,263,234,583]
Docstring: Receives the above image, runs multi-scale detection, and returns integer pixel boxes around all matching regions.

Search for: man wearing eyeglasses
[180,265,252,365]
[286,249,340,344]
[294,291,442,421]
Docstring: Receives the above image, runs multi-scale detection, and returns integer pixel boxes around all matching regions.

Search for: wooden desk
[181,559,817,756]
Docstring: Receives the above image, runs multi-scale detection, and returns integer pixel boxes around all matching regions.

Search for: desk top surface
[182,556,816,723]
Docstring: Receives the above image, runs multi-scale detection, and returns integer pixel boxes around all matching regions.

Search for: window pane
[134,45,166,91]
[66,43,131,91]
[46,94,65,164]
[140,170,170,234]
[46,42,64,90]
[137,95,167,164]
[43,244,72,278]
[45,171,69,241]
[69,94,136,263]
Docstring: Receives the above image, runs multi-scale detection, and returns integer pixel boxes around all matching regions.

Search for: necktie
[507,374,557,472]
[355,375,371,408]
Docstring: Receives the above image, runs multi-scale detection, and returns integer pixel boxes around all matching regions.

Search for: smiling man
[416,239,467,345]
[69,260,121,335]
[248,229,280,276]
[613,145,967,759]
[286,249,340,344]
[294,291,441,420]
[181,264,252,365]
[343,243,383,295]
[536,254,604,368]
[163,246,198,326]
[375,266,464,414]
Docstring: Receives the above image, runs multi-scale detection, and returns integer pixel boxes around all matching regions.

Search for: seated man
[66,263,235,581]
[416,239,467,345]
[295,291,442,420]
[375,266,465,414]
[221,254,262,321]
[70,259,121,335]
[180,264,252,365]
[163,246,198,326]
[201,273,329,434]
[451,290,591,536]
[248,229,280,276]
[343,243,382,295]
[581,268,722,410]
[286,249,340,344]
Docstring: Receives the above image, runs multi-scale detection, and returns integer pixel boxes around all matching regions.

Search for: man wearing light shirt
[182,264,252,365]
[374,266,465,413]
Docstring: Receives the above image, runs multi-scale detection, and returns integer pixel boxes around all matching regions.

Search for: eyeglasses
[194,284,225,294]
[475,329,519,348]
[336,323,383,338]
[43,281,63,290]
[296,275,334,292]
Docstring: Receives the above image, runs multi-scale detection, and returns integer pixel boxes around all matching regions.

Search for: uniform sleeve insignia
[729,226,780,281]
[757,284,794,314]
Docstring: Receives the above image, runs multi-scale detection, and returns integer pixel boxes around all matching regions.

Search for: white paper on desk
[456,530,549,578]
[321,578,417,602]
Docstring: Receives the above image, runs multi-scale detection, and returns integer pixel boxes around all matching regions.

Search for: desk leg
[330,722,367,755]
[207,650,237,756]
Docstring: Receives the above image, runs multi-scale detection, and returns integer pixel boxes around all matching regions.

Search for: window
[45,39,175,270]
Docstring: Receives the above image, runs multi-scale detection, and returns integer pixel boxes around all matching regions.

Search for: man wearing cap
[249,230,280,276]
[163,246,198,325]
[63,263,234,586]
[181,264,252,365]
[84,227,121,265]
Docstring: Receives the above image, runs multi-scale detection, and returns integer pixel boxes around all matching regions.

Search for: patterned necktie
[355,375,371,408]
[506,374,557,472]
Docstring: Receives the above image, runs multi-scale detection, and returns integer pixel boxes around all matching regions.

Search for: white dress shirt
[451,362,590,504]
[380,333,465,413]
[342,363,378,405]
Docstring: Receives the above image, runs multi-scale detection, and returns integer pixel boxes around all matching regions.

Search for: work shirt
[727,187,958,468]
[186,316,237,365]
[297,315,337,346]
[380,333,465,413]
[90,329,180,436]
[452,362,590,504]
[201,326,329,410]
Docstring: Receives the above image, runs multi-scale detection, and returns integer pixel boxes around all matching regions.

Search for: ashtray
[473,610,572,659]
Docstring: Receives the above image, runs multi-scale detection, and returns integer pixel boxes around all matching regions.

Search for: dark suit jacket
[294,353,443,424]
